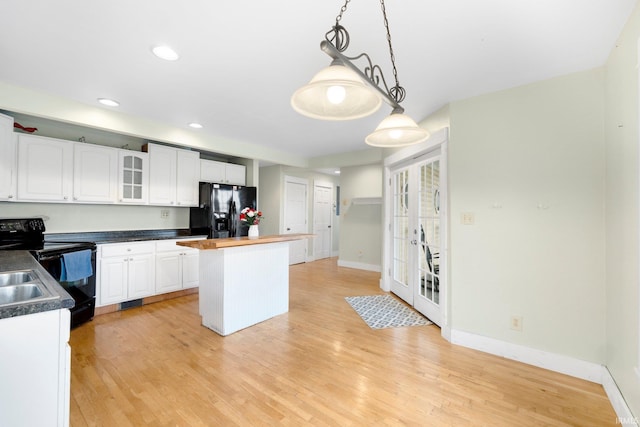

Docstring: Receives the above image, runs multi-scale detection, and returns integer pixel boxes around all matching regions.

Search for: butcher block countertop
[176,234,315,250]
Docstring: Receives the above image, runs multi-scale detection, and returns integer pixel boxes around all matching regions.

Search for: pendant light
[291,0,429,147]
[291,60,381,120]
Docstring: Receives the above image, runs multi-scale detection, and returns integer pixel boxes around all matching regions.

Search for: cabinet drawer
[99,242,155,257]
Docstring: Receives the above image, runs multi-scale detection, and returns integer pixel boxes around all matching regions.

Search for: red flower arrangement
[239,207,263,225]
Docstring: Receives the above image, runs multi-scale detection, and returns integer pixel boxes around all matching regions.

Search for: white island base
[198,241,289,336]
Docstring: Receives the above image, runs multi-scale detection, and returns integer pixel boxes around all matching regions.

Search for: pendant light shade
[291,63,382,120]
[365,112,430,147]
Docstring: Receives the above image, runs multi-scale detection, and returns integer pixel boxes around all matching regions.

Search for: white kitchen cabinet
[73,143,118,203]
[97,242,155,306]
[176,149,200,206]
[0,113,17,201]
[200,159,246,186]
[118,150,149,204]
[0,309,71,427]
[146,143,200,206]
[17,134,73,202]
[225,163,246,186]
[155,239,201,293]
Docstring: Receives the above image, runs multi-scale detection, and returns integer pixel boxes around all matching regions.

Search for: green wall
[604,1,640,416]
[448,68,606,362]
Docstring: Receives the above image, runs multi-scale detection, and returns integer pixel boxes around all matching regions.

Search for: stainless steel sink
[0,270,36,286]
[0,284,44,305]
[0,270,56,307]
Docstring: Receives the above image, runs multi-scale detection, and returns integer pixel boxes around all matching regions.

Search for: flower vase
[248,224,259,239]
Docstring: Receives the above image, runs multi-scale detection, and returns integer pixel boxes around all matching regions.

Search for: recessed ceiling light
[152,45,179,61]
[97,98,119,107]
[334,170,341,174]
[189,122,203,129]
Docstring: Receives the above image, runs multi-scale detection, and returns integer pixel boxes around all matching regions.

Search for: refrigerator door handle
[229,200,237,237]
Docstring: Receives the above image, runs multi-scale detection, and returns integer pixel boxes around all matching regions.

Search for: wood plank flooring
[69,258,618,426]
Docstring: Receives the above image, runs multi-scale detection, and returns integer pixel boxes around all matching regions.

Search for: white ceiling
[0,0,636,161]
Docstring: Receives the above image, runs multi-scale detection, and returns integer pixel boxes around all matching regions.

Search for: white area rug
[345,294,432,329]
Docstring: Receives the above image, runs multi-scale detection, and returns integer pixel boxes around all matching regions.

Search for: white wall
[448,68,606,363]
[604,1,640,416]
[0,202,189,233]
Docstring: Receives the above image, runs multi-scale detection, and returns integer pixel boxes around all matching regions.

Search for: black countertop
[0,251,74,320]
[45,228,206,244]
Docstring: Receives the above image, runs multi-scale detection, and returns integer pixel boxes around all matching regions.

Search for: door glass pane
[123,170,132,184]
[134,156,142,169]
[123,185,132,199]
[124,155,132,169]
[392,169,409,285]
[418,159,440,305]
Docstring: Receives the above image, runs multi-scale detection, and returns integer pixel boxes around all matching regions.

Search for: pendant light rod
[319,40,404,114]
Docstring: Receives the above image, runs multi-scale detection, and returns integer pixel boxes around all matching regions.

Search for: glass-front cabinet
[118,150,148,204]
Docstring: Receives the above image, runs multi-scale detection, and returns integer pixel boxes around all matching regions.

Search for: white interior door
[313,181,333,260]
[284,176,308,265]
[389,151,443,326]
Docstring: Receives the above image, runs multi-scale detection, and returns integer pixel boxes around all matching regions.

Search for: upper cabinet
[17,134,73,202]
[0,113,17,201]
[176,150,200,206]
[145,143,200,206]
[73,143,118,203]
[118,150,148,204]
[200,159,246,186]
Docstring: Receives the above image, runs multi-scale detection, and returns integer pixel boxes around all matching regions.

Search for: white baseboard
[450,329,603,383]
[337,259,381,272]
[602,368,639,426]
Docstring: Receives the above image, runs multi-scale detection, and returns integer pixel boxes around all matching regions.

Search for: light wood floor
[69,258,618,426]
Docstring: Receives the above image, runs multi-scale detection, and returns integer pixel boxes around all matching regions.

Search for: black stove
[0,218,96,328]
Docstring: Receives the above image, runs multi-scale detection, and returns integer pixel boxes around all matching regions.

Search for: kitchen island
[177,234,313,336]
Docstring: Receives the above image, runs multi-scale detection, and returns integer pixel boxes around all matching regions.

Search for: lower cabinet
[97,238,202,307]
[0,309,71,427]
[155,240,200,293]
[97,242,155,306]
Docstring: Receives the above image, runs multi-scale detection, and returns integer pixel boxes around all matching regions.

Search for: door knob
[286,227,291,231]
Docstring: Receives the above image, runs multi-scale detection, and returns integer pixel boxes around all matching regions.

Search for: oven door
[36,246,97,329]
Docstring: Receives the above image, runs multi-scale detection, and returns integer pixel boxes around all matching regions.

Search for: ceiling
[0,1,636,162]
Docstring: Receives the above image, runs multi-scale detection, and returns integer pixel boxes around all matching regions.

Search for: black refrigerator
[190,183,257,238]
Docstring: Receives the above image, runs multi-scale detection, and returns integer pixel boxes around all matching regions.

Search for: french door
[390,150,443,325]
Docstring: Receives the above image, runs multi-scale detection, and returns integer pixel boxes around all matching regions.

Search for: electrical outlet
[510,315,523,331]
[461,212,475,225]
[160,209,170,219]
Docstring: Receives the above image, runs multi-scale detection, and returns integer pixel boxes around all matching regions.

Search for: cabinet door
[73,143,118,203]
[118,151,148,204]
[128,253,155,299]
[200,159,226,183]
[99,257,128,305]
[0,113,16,201]
[147,143,177,205]
[155,252,182,293]
[225,163,246,186]
[17,134,73,202]
[175,150,200,206]
[181,251,200,289]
